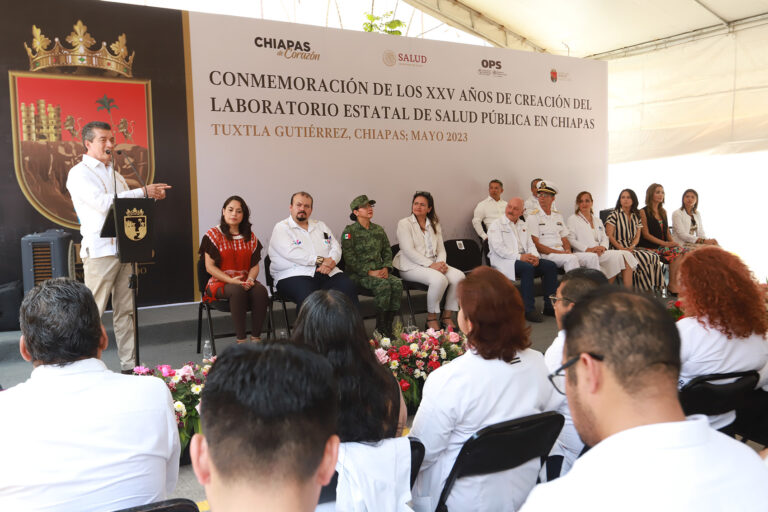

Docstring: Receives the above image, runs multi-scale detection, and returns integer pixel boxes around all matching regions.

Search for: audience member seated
[199,195,269,342]
[394,191,464,330]
[605,188,664,293]
[341,194,403,337]
[290,290,411,511]
[672,188,718,248]
[488,197,558,323]
[676,246,768,429]
[543,268,608,478]
[567,191,637,287]
[268,191,359,309]
[0,278,180,512]
[190,342,339,512]
[471,178,506,241]
[410,266,558,511]
[521,288,768,511]
[527,180,600,273]
[638,183,690,294]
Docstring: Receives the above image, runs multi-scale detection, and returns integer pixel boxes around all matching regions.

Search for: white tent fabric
[609,23,768,163]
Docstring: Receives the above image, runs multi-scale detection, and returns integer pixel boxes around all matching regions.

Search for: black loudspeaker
[20,229,74,292]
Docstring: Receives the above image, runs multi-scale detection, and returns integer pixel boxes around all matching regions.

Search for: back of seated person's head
[290,290,400,442]
[678,246,768,339]
[457,266,530,362]
[564,288,681,397]
[192,342,339,508]
[19,278,102,365]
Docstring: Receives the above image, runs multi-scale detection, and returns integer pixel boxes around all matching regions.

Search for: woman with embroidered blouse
[198,196,269,343]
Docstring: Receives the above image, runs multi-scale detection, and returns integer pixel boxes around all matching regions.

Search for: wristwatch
[316,256,325,267]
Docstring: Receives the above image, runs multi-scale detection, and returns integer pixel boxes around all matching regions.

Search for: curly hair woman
[677,246,768,429]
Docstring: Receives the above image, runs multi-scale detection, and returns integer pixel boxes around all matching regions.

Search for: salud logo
[550,69,558,83]
[382,50,396,67]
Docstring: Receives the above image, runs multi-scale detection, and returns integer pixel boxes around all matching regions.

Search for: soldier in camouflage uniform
[342,195,403,336]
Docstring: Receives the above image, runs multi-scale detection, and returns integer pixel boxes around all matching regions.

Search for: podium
[100,198,155,367]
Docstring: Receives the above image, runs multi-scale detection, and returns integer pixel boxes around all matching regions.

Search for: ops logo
[481,59,502,70]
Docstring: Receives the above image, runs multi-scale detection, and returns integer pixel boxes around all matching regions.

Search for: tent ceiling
[404,0,768,58]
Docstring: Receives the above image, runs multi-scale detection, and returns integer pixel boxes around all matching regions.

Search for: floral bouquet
[133,359,215,451]
[667,299,685,321]
[371,327,467,411]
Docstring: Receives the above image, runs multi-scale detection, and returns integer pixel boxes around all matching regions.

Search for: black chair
[390,243,429,327]
[678,371,760,417]
[317,437,427,505]
[113,498,199,512]
[196,258,228,356]
[444,239,482,274]
[263,255,295,337]
[409,437,426,488]
[598,208,613,226]
[434,411,564,512]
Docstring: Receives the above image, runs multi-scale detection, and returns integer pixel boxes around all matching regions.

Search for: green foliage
[363,11,405,35]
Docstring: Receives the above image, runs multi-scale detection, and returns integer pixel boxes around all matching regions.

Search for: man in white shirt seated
[528,180,600,273]
[190,342,340,512]
[542,268,607,479]
[521,288,768,511]
[268,191,358,308]
[488,197,558,323]
[0,278,180,512]
[471,178,506,241]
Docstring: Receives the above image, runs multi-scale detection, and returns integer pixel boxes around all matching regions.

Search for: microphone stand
[111,149,141,368]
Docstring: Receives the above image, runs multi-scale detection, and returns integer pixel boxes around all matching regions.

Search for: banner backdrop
[187,11,608,279]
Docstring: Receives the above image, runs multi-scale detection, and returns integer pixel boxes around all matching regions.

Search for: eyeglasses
[548,294,572,307]
[548,352,604,395]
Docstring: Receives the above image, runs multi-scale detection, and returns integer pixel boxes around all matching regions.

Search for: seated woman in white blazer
[566,191,638,287]
[393,191,464,330]
[671,188,718,248]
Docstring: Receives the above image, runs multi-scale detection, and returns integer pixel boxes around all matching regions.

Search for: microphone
[106,149,117,199]
[117,150,149,199]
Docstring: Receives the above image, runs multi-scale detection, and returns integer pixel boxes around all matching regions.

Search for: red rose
[674,300,682,308]
[428,337,439,347]
[399,345,412,357]
[677,315,684,321]
[427,360,441,371]
[399,379,410,391]
[388,349,400,361]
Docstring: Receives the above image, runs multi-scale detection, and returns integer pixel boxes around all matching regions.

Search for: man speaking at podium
[66,121,171,373]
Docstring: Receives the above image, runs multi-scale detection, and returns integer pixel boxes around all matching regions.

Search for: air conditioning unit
[20,229,75,292]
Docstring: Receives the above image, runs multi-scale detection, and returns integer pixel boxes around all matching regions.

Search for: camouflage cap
[350,194,376,210]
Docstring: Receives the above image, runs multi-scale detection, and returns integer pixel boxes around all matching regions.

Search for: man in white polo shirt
[268,191,358,309]
[471,179,506,241]
[521,288,768,511]
[0,278,179,512]
[66,121,171,373]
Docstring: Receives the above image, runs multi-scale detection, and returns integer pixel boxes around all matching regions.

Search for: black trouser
[277,273,359,311]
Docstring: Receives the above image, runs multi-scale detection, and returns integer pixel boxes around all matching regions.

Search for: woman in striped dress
[605,189,664,293]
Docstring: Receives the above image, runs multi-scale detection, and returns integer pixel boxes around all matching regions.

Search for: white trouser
[399,265,464,313]
[597,249,638,279]
[542,252,600,272]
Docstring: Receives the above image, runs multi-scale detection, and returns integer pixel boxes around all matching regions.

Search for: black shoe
[525,310,544,323]
[543,308,556,317]
[121,369,133,375]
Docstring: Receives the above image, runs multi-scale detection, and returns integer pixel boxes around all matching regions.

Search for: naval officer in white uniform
[527,181,600,273]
